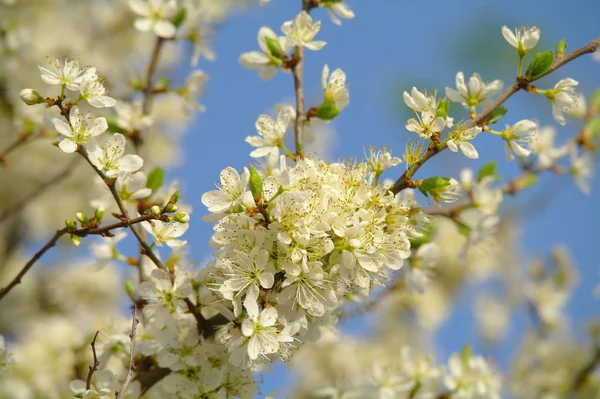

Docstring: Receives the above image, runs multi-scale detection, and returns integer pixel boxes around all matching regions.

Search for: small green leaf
[265,36,284,59]
[590,89,600,114]
[477,162,500,182]
[125,280,136,302]
[461,345,473,362]
[418,176,451,196]
[435,99,449,119]
[171,8,186,27]
[315,101,340,120]
[146,167,164,194]
[408,220,433,249]
[556,39,567,58]
[248,167,264,201]
[514,172,538,191]
[486,106,508,125]
[453,219,471,236]
[105,115,122,133]
[525,51,554,78]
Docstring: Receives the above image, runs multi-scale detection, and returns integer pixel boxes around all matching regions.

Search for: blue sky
[165,0,600,395]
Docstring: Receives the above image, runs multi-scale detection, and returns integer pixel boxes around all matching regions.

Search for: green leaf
[486,106,508,125]
[265,36,284,59]
[171,8,186,27]
[514,172,538,191]
[590,89,600,114]
[435,99,449,119]
[418,176,451,196]
[248,167,264,201]
[146,167,164,194]
[408,220,433,249]
[477,162,500,182]
[525,51,554,78]
[315,101,340,120]
[105,115,122,133]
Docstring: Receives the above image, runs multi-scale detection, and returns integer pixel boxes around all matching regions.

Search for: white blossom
[130,0,178,38]
[282,11,326,51]
[116,171,153,200]
[501,25,540,52]
[178,70,208,111]
[547,78,579,125]
[321,64,349,113]
[87,133,143,177]
[201,167,254,213]
[241,307,281,361]
[38,57,95,90]
[530,126,568,168]
[246,108,292,158]
[569,144,594,194]
[115,101,153,131]
[52,106,108,153]
[323,1,355,26]
[142,219,189,248]
[447,126,482,159]
[140,268,193,327]
[444,351,502,399]
[79,74,117,108]
[406,109,446,139]
[239,26,287,80]
[446,72,503,110]
[502,119,537,160]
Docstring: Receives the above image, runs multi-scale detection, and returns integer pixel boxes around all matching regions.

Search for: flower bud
[94,207,105,221]
[173,212,190,223]
[556,39,568,59]
[248,167,264,202]
[165,203,178,213]
[19,89,44,105]
[65,219,77,231]
[71,235,81,247]
[124,280,136,301]
[150,205,161,218]
[76,212,89,224]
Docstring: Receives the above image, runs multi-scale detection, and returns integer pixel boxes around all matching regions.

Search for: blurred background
[0,0,599,397]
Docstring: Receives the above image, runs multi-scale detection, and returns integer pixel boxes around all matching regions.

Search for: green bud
[315,101,340,121]
[130,77,144,91]
[150,205,161,217]
[166,203,178,213]
[174,211,190,223]
[19,89,45,105]
[94,207,105,221]
[124,280,136,302]
[76,212,88,224]
[156,77,171,91]
[265,36,284,59]
[170,190,180,204]
[525,51,554,79]
[65,219,77,231]
[71,235,81,247]
[461,345,473,363]
[556,39,567,58]
[248,167,264,201]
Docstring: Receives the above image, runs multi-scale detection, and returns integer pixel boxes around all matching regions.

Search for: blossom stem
[291,45,306,159]
[517,54,524,78]
[390,38,600,194]
[85,331,100,390]
[116,306,139,399]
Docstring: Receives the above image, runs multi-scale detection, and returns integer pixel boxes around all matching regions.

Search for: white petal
[52,118,73,137]
[58,139,77,153]
[134,18,153,32]
[460,142,479,159]
[119,154,144,172]
[154,20,176,38]
[501,26,518,48]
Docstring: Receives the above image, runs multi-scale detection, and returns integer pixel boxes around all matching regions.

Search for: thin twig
[77,147,168,271]
[390,38,600,195]
[0,211,159,304]
[116,306,139,398]
[0,228,67,302]
[571,347,600,392]
[0,129,48,167]
[0,157,78,226]
[85,331,101,390]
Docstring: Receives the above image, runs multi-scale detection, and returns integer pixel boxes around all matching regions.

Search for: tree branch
[0,227,67,302]
[0,129,48,167]
[85,331,100,390]
[571,347,600,392]
[0,157,78,226]
[116,306,139,398]
[390,38,600,195]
